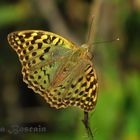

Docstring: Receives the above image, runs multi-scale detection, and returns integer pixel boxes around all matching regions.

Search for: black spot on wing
[38,43,42,49]
[31,40,35,44]
[34,35,41,40]
[44,47,50,53]
[25,32,32,38]
[71,84,76,88]
[39,55,45,60]
[32,52,37,56]
[28,46,34,51]
[81,82,87,87]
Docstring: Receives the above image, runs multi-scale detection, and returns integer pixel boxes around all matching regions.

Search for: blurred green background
[0,0,140,140]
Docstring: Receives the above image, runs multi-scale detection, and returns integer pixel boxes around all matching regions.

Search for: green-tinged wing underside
[8,30,76,87]
[48,61,98,111]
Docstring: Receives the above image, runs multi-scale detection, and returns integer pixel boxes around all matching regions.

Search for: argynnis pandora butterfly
[7,30,98,112]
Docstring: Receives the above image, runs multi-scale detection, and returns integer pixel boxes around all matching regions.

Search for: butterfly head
[80,44,92,59]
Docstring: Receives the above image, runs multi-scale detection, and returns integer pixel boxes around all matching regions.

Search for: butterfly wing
[7,30,78,108]
[8,30,98,111]
[47,57,98,111]
[65,61,98,111]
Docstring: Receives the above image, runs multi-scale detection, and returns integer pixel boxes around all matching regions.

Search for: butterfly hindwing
[46,58,98,111]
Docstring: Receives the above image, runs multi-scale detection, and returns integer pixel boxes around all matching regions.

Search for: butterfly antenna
[82,111,94,140]
[86,16,95,49]
[93,37,120,45]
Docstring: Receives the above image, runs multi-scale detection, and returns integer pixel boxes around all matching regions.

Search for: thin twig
[82,111,94,140]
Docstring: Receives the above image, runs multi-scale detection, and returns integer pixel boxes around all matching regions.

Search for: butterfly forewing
[8,30,98,111]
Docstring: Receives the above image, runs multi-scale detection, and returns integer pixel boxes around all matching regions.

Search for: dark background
[0,0,140,140]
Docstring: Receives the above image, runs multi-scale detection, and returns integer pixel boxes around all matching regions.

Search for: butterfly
[7,30,98,112]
